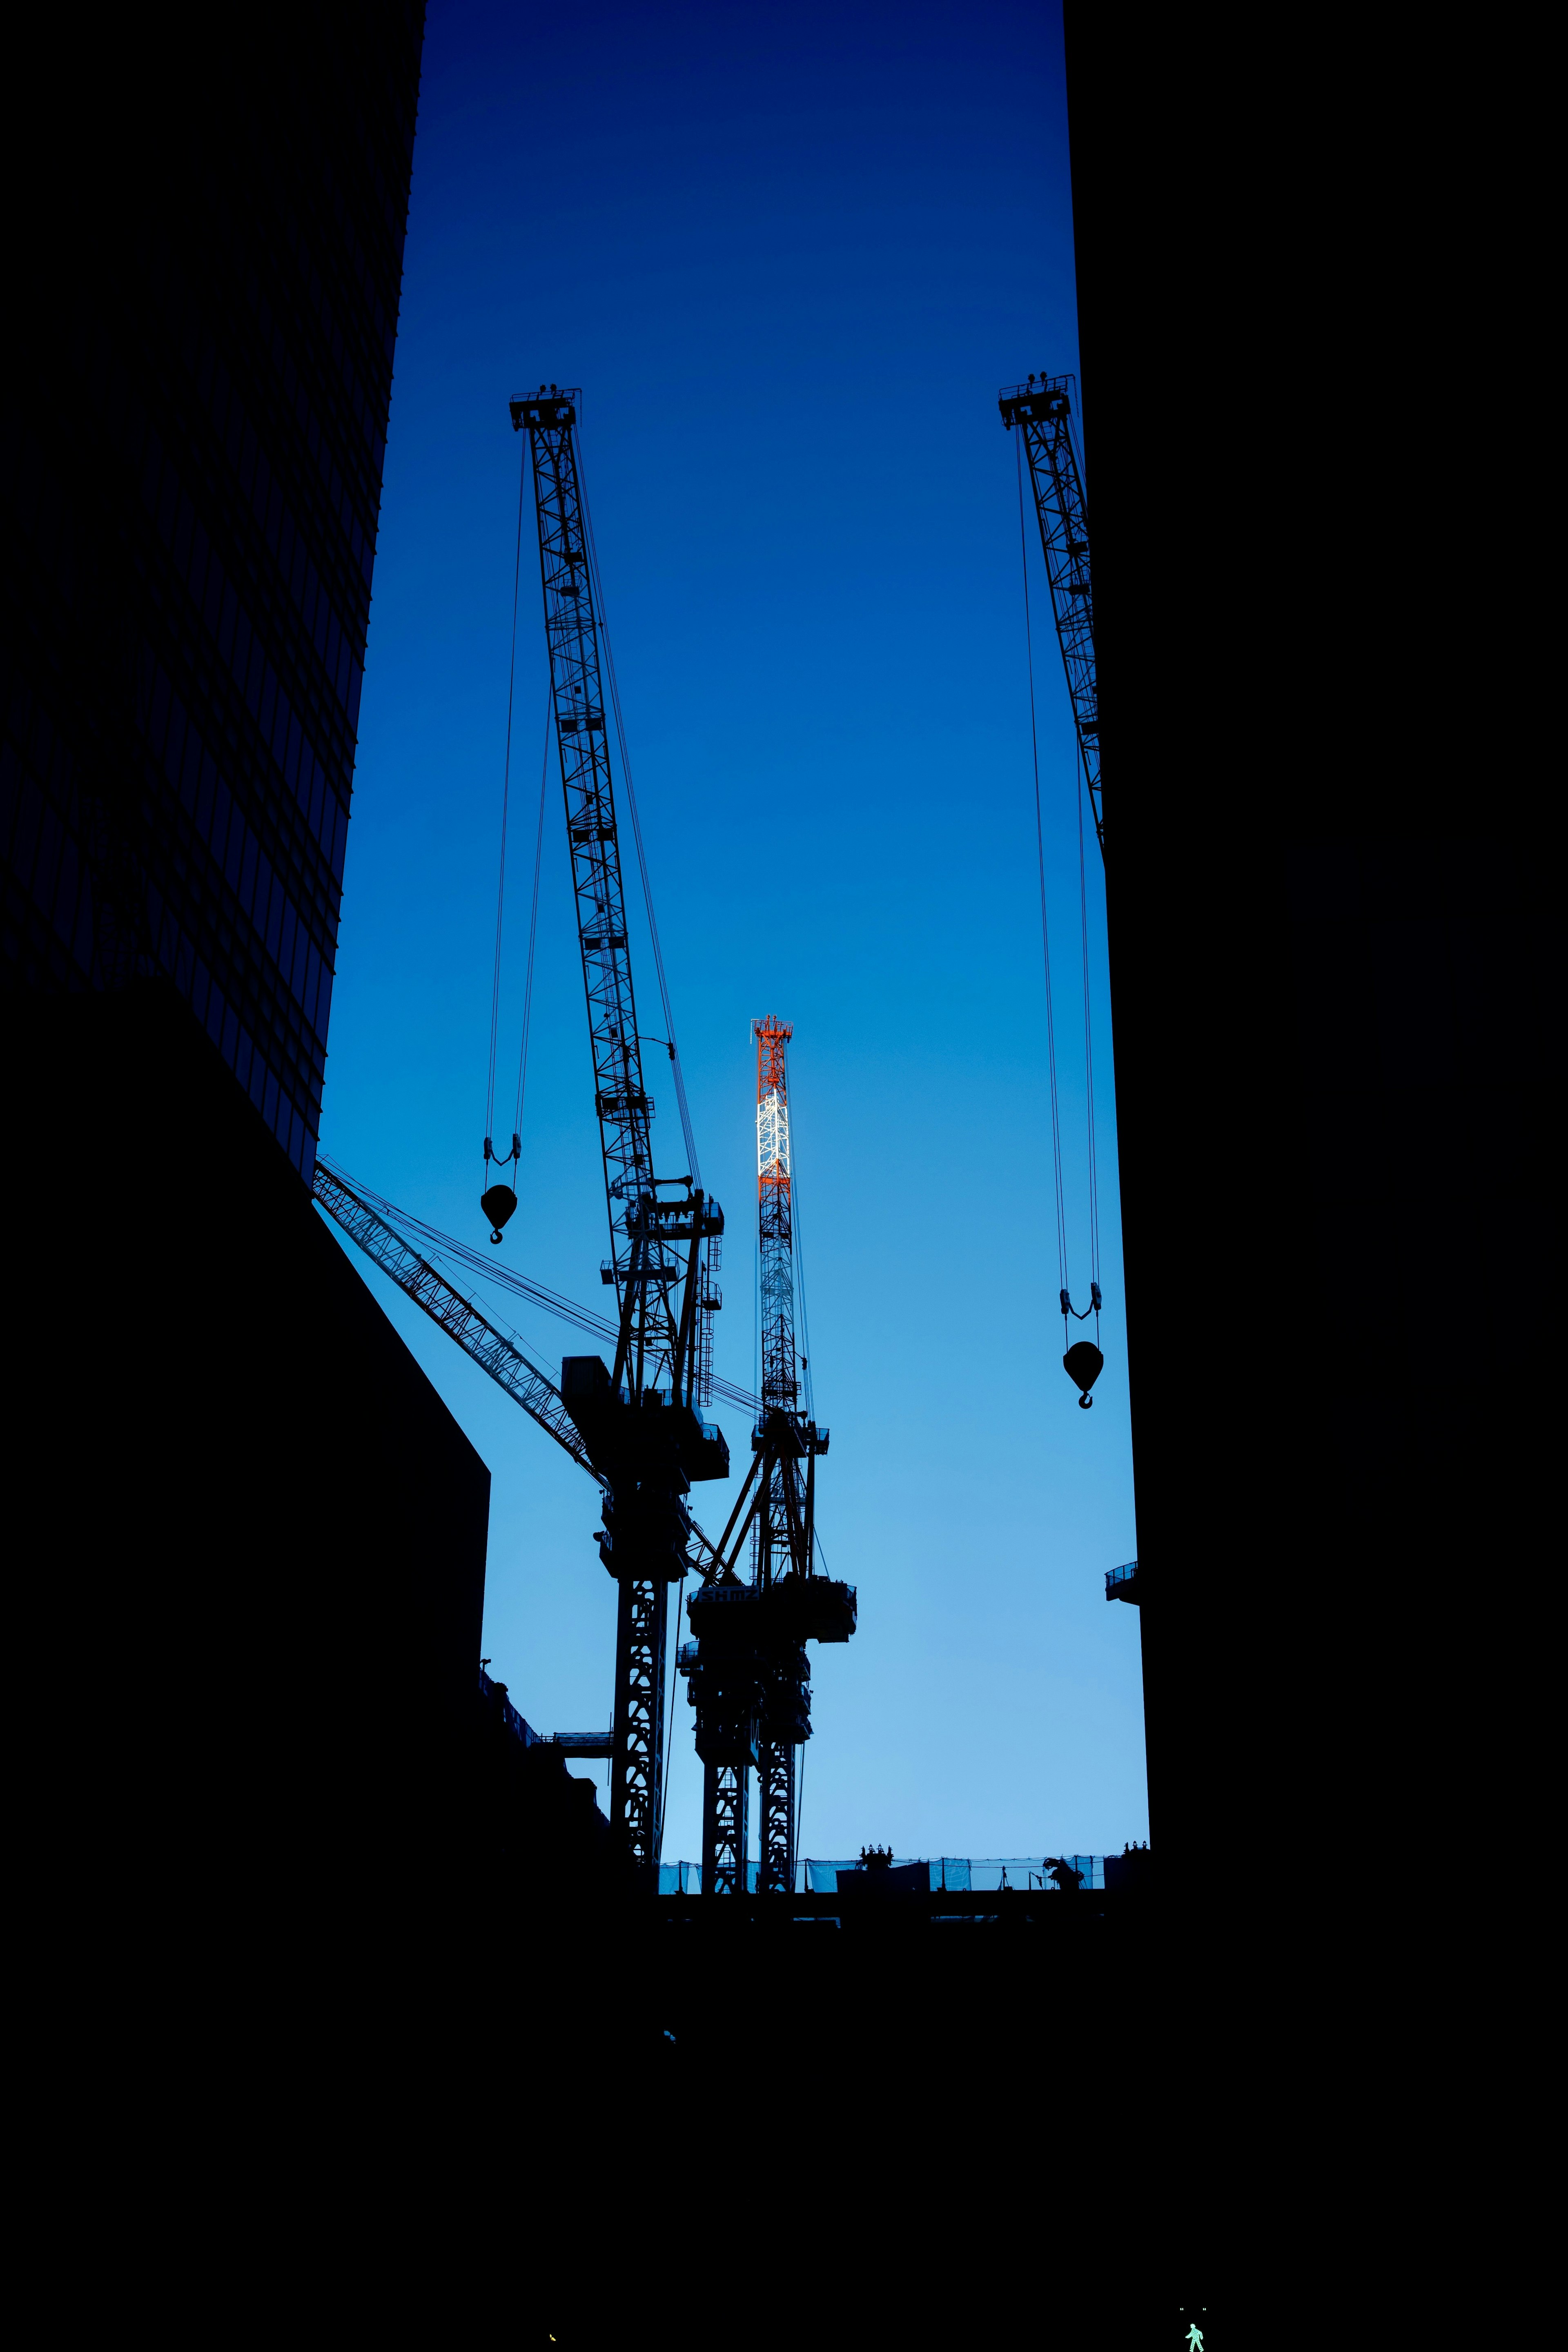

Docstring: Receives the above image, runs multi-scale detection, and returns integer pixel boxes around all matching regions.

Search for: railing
[657,1855,1106,1895]
[480,1667,543,1747]
[1105,1561,1138,1598]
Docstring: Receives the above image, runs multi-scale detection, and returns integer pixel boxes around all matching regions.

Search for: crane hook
[1063,1339,1103,1409]
[480,1182,517,1243]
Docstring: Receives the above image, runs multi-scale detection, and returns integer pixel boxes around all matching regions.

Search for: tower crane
[999,374,1102,859]
[679,1021,855,1896]
[507,386,728,1881]
[318,399,853,1895]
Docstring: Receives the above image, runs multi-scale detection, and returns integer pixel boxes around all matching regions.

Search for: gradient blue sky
[322,0,1145,1862]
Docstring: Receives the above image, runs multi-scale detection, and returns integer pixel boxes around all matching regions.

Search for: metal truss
[612,1575,667,1865]
[511,389,720,1875]
[757,1018,799,1414]
[702,1759,749,1897]
[755,1019,808,1894]
[312,1163,599,1479]
[511,390,675,1322]
[999,376,1102,859]
[756,1739,794,1898]
[688,1019,824,1895]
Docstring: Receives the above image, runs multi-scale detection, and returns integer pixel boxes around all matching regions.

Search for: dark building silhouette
[1,11,615,1977]
[4,16,1531,2330]
[1061,0,1542,1896]
[1059,0,1545,2300]
[2,10,416,1176]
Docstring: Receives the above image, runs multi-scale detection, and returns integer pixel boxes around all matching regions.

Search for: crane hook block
[481,1183,517,1244]
[1063,1339,1103,1409]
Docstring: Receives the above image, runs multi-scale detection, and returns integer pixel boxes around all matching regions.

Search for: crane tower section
[512,387,726,1877]
[754,1018,804,1893]
[510,390,658,1296]
[757,1018,797,1415]
[999,375,1102,859]
[682,1020,851,1899]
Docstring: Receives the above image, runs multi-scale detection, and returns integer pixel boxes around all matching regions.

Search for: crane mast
[753,1019,811,1895]
[999,375,1102,859]
[511,387,727,1879]
[681,1020,851,1897]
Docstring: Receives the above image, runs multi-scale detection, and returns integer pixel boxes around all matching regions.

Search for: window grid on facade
[0,3,423,1179]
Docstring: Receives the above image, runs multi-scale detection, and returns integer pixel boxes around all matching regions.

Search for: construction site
[2,5,1538,2343]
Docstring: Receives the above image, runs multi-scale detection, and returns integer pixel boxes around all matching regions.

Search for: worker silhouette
[1044,1856,1084,1893]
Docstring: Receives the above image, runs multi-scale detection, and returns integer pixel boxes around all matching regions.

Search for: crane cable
[1077,756,1102,1320]
[1016,428,1070,1314]
[575,415,702,1188]
[483,443,529,1172]
[1016,427,1102,1346]
[509,708,551,1151]
[314,1156,766,1412]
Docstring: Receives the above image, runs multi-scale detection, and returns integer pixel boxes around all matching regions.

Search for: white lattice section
[757,1088,791,1182]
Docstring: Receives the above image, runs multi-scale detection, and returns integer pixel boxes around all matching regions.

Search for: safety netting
[657,1856,1105,1894]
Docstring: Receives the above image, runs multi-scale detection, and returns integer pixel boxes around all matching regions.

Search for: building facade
[1,5,424,1175]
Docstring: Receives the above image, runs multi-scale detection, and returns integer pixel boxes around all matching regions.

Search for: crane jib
[310,1163,601,1481]
[998,377,1102,861]
[512,393,659,1305]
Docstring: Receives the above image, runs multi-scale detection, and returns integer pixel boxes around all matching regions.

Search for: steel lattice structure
[701,1761,749,1898]
[999,375,1102,859]
[680,1021,850,1897]
[314,1159,743,1872]
[753,1020,806,1895]
[312,1162,599,1478]
[511,388,728,1880]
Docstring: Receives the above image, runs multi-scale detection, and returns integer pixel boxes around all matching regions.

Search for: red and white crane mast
[753,1019,811,1895]
[681,1020,852,1897]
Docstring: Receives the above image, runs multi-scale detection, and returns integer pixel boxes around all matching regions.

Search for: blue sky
[322,0,1145,1862]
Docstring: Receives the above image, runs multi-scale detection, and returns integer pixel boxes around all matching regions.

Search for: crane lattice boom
[312,1162,599,1479]
[511,388,727,1877]
[1000,375,1102,858]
